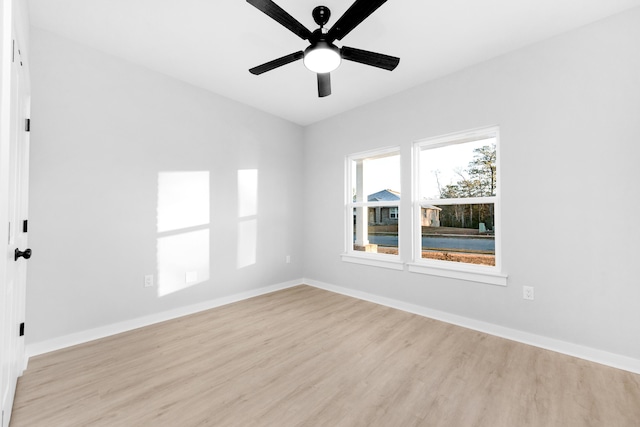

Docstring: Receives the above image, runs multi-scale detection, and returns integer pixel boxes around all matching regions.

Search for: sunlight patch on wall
[237,169,258,269]
[157,171,209,232]
[157,229,210,296]
[238,169,258,217]
[157,171,210,297]
[237,219,257,269]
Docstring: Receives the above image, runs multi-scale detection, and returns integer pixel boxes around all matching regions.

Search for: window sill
[341,253,404,271]
[407,262,507,286]
[340,254,507,285]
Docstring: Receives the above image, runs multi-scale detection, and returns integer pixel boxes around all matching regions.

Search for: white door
[1,34,29,427]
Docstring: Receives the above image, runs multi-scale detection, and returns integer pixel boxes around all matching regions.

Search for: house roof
[365,189,443,210]
[368,189,401,202]
[422,205,442,211]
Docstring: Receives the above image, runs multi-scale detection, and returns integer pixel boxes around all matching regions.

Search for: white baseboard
[303,278,640,375]
[25,278,640,376]
[25,279,302,362]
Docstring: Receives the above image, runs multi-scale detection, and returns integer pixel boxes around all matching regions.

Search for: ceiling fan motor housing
[312,6,331,27]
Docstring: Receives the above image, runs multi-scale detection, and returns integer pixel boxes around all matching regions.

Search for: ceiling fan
[247,0,400,97]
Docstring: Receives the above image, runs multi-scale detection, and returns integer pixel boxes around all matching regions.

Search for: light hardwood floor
[11,285,640,426]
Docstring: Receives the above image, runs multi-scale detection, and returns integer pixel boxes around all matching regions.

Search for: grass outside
[421,251,495,266]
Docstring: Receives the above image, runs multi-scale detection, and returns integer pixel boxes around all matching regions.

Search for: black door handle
[15,248,32,261]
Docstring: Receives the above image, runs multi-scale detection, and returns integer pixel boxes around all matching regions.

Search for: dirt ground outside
[375,247,495,266]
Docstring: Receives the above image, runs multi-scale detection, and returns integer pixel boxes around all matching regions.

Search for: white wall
[27,8,640,366]
[303,8,640,360]
[27,28,304,345]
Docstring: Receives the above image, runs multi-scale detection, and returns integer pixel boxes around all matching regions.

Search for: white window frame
[409,126,507,286]
[342,146,403,270]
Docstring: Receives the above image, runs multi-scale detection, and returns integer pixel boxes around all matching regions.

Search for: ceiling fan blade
[341,46,400,71]
[318,73,331,97]
[326,0,388,41]
[246,0,312,40]
[249,51,304,75]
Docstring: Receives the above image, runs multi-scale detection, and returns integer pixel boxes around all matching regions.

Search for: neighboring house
[361,189,441,227]
[367,189,400,226]
[420,204,441,227]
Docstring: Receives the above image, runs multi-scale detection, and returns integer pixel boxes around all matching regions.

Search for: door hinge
[25,118,31,132]
[19,322,25,337]
[23,219,28,233]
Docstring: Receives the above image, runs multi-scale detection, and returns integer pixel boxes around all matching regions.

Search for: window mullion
[420,196,497,206]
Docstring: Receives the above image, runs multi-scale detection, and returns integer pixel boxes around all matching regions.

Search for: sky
[420,138,495,199]
[352,137,496,200]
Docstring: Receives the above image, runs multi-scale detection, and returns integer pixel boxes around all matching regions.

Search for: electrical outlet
[523,286,534,300]
[286,255,291,264]
[144,275,154,288]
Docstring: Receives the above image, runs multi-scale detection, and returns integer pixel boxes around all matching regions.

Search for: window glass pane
[354,207,399,255]
[351,153,401,202]
[421,203,495,266]
[420,138,496,199]
[349,150,400,257]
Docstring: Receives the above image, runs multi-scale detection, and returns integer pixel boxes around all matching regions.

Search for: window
[410,126,506,285]
[343,147,403,270]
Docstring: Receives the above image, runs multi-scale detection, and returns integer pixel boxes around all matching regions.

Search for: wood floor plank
[10,285,640,426]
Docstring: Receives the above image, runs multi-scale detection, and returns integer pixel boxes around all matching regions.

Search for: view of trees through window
[419,135,498,266]
[346,129,500,271]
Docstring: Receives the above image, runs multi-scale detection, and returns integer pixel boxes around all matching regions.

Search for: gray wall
[27,8,640,362]
[27,28,304,344]
[303,8,640,360]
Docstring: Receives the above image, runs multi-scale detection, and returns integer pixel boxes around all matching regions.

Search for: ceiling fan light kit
[303,41,341,74]
[247,0,400,98]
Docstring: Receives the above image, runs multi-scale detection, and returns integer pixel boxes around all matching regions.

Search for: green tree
[467,144,496,197]
[438,144,496,230]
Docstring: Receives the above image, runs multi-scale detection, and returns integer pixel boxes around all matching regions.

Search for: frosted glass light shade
[304,43,341,73]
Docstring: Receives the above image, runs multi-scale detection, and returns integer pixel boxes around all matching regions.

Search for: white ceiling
[27,0,640,126]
